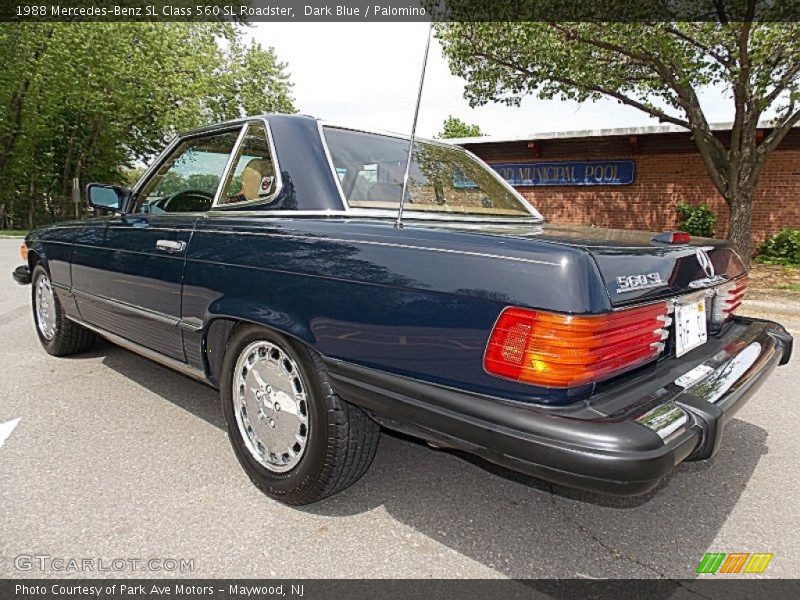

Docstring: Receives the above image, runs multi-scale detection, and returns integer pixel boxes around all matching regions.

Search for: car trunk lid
[533,225,746,307]
[422,221,746,308]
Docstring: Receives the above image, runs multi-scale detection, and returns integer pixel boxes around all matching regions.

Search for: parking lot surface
[1,238,799,579]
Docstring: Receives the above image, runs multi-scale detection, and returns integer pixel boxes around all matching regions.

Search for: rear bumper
[326,317,792,496]
[12,264,30,285]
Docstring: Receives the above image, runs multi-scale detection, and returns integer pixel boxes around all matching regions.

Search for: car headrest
[241,158,272,201]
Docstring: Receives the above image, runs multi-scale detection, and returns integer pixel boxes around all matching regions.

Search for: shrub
[756,228,800,266]
[675,203,717,237]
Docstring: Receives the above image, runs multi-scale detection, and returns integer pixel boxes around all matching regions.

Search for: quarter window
[136,129,241,214]
[218,121,278,206]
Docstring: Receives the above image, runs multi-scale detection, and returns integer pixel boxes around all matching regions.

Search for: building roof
[447,119,791,145]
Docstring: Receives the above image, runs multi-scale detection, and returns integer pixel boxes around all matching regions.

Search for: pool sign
[492,160,635,186]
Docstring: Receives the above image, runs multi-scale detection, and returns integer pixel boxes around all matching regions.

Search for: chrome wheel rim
[35,273,57,341]
[232,341,310,473]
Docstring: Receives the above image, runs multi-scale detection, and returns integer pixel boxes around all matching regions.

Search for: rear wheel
[220,325,380,505]
[31,264,95,356]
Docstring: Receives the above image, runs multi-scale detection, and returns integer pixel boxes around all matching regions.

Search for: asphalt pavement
[1,238,798,580]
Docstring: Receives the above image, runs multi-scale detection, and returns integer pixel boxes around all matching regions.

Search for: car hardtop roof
[178,113,447,147]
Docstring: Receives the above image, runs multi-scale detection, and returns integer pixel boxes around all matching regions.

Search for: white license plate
[674,296,707,357]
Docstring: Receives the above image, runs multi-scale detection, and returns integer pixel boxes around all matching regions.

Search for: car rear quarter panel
[182,217,609,403]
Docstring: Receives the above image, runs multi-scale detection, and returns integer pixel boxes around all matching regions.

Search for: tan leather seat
[240,158,271,200]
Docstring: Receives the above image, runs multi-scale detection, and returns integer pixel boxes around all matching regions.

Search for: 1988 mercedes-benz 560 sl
[12,114,793,504]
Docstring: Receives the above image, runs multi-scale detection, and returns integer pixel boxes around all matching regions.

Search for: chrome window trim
[106,226,195,232]
[203,207,543,223]
[205,209,346,218]
[131,122,247,212]
[317,120,350,212]
[211,117,284,210]
[317,121,544,221]
[211,124,249,206]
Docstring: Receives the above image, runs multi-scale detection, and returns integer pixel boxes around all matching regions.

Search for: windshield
[323,127,539,219]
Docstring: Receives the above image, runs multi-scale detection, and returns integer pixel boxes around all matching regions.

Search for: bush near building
[676,203,716,238]
[756,229,800,266]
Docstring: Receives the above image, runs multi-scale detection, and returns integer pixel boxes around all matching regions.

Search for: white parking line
[0,418,20,448]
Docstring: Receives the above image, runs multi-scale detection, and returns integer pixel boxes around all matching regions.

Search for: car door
[71,125,244,360]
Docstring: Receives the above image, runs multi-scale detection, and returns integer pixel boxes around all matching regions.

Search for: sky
[250,22,737,139]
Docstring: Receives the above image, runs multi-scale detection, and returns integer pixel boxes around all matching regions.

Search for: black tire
[31,264,96,356]
[220,324,380,505]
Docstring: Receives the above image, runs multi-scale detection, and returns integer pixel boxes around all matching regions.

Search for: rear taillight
[652,231,691,244]
[712,276,747,324]
[484,303,670,388]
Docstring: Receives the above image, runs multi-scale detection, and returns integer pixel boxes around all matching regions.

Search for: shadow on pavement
[97,339,769,581]
[97,339,224,430]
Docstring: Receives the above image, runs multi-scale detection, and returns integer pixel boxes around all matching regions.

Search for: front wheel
[31,264,95,356]
[220,325,380,505]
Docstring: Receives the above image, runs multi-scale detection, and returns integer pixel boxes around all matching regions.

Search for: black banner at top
[4,0,800,22]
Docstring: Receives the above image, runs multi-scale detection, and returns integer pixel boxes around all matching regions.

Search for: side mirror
[86,183,130,213]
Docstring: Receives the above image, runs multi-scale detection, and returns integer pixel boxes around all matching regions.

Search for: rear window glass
[323,127,535,218]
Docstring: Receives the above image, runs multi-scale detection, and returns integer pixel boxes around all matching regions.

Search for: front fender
[23,223,86,320]
[25,224,80,287]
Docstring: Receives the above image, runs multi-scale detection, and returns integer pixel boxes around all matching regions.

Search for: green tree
[206,38,295,122]
[438,116,483,139]
[437,10,800,265]
[0,23,295,229]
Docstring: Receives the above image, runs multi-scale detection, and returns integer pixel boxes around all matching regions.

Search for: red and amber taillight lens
[484,303,670,388]
[712,276,747,324]
[652,231,691,244]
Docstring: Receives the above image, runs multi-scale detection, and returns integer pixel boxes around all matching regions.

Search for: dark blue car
[12,114,793,504]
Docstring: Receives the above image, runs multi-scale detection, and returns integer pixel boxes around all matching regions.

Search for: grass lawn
[0,230,28,237]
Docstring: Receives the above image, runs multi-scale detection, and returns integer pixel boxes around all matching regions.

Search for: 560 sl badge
[616,272,666,293]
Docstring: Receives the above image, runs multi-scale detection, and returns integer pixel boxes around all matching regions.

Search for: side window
[135,129,241,214]
[218,121,278,206]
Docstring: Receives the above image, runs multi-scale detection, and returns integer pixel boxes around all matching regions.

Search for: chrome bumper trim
[636,402,689,441]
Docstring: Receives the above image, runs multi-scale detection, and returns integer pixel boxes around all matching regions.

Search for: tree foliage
[437,8,800,264]
[0,23,295,228]
[438,115,483,139]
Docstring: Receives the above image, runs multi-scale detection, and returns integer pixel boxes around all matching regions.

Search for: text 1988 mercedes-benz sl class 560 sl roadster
[12,114,793,504]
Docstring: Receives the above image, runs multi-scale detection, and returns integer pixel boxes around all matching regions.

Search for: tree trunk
[28,176,36,229]
[726,190,754,269]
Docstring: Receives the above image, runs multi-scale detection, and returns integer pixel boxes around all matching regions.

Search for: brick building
[452,123,800,246]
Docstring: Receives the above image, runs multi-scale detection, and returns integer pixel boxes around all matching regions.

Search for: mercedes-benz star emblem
[696,248,715,279]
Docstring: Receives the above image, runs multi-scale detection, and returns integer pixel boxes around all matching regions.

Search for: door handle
[155,240,186,253]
